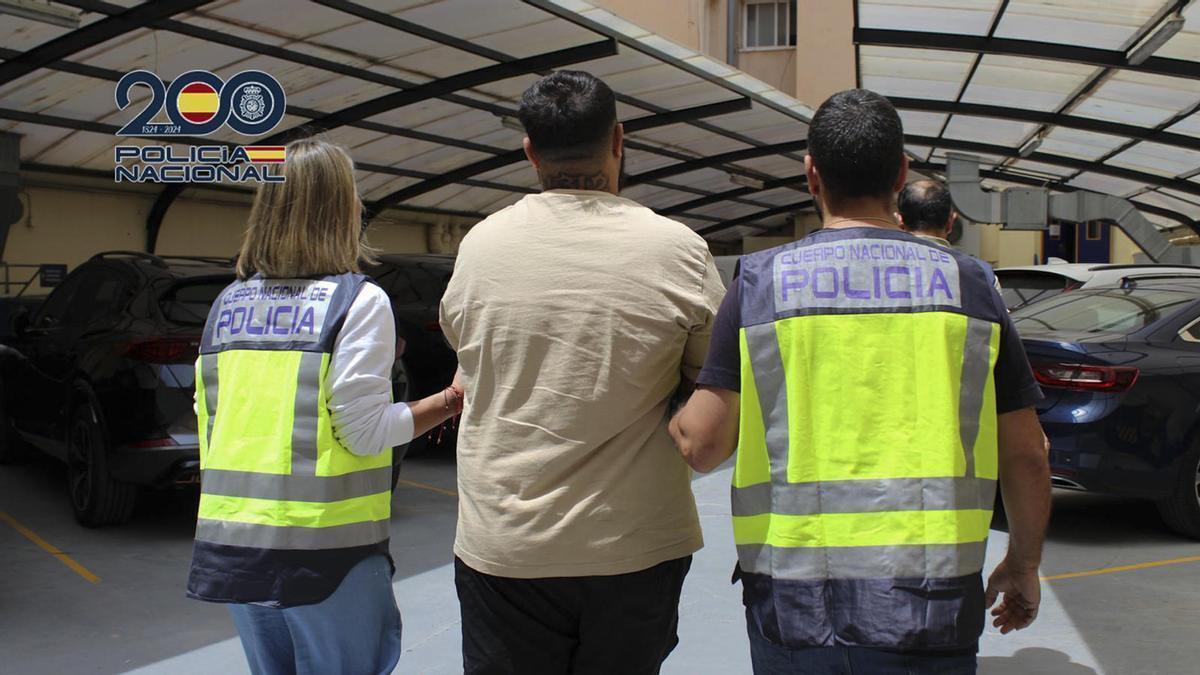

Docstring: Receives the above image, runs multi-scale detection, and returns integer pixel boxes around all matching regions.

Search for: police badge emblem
[238,84,266,121]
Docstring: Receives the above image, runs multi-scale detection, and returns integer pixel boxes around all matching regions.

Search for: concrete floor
[2,453,1199,674]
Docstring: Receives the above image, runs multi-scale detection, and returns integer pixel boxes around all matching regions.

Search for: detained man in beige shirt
[440,70,725,675]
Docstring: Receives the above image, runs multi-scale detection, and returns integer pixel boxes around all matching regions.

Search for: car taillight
[123,337,200,364]
[1032,362,1139,392]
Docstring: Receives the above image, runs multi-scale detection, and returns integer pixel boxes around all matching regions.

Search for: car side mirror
[10,307,30,336]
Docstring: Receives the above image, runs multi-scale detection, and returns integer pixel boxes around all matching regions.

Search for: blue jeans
[747,620,976,675]
[228,555,402,675]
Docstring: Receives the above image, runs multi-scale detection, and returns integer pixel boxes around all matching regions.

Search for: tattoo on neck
[542,171,609,191]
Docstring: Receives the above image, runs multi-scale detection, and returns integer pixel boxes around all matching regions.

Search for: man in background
[899,179,1003,292]
[440,70,725,674]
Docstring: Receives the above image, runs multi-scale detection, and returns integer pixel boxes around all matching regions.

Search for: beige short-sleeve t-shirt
[440,189,725,578]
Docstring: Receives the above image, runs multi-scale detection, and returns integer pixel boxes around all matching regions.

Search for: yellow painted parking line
[0,511,101,584]
[394,478,458,497]
[1042,555,1200,582]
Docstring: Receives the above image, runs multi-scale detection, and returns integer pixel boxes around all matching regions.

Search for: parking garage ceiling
[856,0,1200,235]
[4,0,1200,247]
[0,0,817,248]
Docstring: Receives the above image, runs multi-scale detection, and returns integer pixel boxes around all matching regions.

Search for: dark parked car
[0,251,458,526]
[0,252,235,526]
[364,254,459,458]
[1012,278,1200,538]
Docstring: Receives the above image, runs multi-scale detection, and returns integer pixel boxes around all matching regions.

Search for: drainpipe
[726,0,738,67]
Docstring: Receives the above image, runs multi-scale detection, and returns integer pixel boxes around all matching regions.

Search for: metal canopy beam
[890,97,1200,153]
[0,0,211,86]
[662,179,806,217]
[270,40,617,143]
[626,140,807,187]
[854,28,1200,81]
[695,202,808,238]
[371,97,753,211]
[907,135,1200,200]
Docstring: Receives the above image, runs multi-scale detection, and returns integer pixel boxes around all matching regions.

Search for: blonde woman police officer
[187,138,462,675]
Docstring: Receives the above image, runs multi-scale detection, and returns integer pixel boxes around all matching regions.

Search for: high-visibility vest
[193,273,392,553]
[734,228,1003,651]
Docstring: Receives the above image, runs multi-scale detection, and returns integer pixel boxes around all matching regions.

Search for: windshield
[994,271,1072,310]
[1011,287,1197,334]
[159,279,231,325]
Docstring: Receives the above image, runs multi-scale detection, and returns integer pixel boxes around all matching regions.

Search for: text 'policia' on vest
[734,226,1005,651]
[187,272,393,604]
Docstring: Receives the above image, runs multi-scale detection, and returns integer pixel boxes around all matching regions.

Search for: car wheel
[1157,441,1200,540]
[0,382,27,464]
[67,402,137,527]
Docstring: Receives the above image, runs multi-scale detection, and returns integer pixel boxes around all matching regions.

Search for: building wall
[4,181,447,296]
[1110,228,1145,264]
[977,224,1043,268]
[739,48,797,95]
[794,0,856,105]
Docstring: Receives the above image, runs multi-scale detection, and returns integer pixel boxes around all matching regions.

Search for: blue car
[1011,278,1200,539]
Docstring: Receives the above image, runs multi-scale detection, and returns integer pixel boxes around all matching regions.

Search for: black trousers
[455,555,693,675]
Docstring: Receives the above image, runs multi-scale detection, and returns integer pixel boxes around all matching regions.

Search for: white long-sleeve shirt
[327,282,415,455]
[197,282,415,456]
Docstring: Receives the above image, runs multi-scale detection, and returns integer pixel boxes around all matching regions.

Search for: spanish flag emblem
[176,82,219,124]
[243,146,286,163]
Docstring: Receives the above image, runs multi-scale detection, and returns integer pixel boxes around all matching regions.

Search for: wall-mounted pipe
[946,153,1197,265]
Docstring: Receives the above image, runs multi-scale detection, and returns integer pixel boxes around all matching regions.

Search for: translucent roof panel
[1072,71,1200,128]
[859,47,976,100]
[1156,2,1200,62]
[942,115,1039,147]
[1134,190,1200,221]
[1068,173,1148,197]
[1007,160,1078,179]
[1169,112,1200,139]
[1107,142,1200,178]
[959,56,1097,112]
[899,111,948,136]
[992,0,1164,50]
[857,0,1000,35]
[1039,127,1130,161]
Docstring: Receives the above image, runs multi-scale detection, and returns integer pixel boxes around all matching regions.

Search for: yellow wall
[5,181,446,296]
[739,48,798,95]
[976,224,1043,268]
[1110,227,1144,264]
[795,0,856,105]
[593,0,707,51]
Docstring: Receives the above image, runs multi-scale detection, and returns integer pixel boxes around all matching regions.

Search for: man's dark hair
[898,180,954,234]
[807,89,905,205]
[518,71,617,163]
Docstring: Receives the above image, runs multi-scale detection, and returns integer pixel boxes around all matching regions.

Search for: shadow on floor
[978,647,1098,674]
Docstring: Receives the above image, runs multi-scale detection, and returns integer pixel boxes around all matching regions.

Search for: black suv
[0,252,235,525]
[0,251,460,527]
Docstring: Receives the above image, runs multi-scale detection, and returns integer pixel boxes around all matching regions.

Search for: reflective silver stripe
[200,467,393,503]
[291,351,324,475]
[732,477,997,516]
[200,354,219,449]
[744,322,790,491]
[195,518,389,550]
[737,542,987,581]
[959,318,994,478]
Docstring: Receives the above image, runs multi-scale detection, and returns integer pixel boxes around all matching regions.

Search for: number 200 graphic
[115,69,286,137]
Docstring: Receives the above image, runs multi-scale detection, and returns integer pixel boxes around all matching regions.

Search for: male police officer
[669,89,1051,674]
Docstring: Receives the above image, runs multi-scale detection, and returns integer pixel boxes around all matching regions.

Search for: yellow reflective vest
[733,229,1002,650]
[188,273,393,605]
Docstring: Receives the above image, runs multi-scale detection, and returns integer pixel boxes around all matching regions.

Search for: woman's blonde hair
[236,138,376,279]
